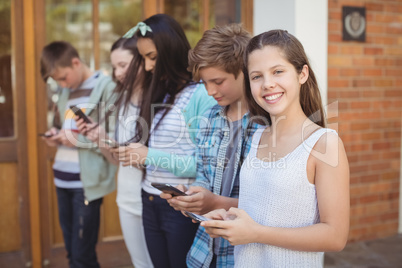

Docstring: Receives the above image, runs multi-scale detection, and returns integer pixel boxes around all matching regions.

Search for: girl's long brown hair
[243,30,326,127]
[129,14,193,145]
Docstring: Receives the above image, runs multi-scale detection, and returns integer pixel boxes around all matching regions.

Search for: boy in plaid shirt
[160,24,260,267]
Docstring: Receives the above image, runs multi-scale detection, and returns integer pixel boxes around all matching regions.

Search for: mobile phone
[151,182,187,196]
[184,211,211,223]
[38,133,54,138]
[70,105,91,123]
[101,139,120,148]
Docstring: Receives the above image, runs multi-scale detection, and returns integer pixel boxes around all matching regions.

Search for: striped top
[234,127,337,268]
[142,84,204,195]
[53,72,99,189]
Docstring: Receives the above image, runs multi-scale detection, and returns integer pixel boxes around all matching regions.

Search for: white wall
[254,0,295,35]
[253,0,328,104]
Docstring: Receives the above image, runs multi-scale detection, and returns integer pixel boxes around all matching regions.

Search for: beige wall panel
[101,179,122,239]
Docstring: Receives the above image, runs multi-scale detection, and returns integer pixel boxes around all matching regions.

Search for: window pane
[98,0,143,74]
[209,0,241,28]
[164,0,202,48]
[0,1,14,138]
[46,0,93,68]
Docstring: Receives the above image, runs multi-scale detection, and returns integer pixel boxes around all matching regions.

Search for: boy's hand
[75,116,89,135]
[41,127,60,147]
[160,184,187,200]
[75,117,106,144]
[167,186,216,214]
[53,129,79,147]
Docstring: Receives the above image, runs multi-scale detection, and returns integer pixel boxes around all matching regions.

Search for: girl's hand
[109,143,148,167]
[204,208,228,221]
[201,208,260,245]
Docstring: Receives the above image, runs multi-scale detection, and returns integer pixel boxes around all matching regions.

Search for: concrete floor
[324,234,402,268]
[116,234,402,268]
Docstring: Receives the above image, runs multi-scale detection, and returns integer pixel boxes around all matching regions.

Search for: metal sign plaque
[342,6,366,42]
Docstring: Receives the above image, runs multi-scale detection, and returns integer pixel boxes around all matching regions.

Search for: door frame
[0,0,32,267]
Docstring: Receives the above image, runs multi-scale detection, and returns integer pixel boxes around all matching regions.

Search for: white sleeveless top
[115,102,143,215]
[234,127,337,268]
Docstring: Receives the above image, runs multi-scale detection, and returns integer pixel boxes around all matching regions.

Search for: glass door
[40,1,143,267]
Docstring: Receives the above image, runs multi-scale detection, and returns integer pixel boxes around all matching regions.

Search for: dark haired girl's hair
[126,14,193,144]
[243,29,326,127]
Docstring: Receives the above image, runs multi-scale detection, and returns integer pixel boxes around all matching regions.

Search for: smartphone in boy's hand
[70,105,91,123]
[38,133,54,138]
[151,182,187,196]
[184,211,211,223]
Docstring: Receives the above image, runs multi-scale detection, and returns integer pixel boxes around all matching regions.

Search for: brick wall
[328,0,402,242]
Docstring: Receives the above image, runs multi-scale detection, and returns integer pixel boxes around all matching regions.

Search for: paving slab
[324,234,402,268]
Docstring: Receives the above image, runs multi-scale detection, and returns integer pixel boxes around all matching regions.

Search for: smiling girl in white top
[201,30,350,268]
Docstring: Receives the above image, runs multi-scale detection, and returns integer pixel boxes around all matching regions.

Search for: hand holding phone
[70,105,91,123]
[184,211,211,222]
[38,133,54,138]
[101,139,129,148]
[151,182,187,196]
[101,139,120,148]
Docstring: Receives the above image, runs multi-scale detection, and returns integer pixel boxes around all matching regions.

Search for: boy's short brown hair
[188,24,251,81]
[40,41,80,81]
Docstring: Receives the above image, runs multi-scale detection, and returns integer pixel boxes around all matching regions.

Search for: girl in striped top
[110,14,215,268]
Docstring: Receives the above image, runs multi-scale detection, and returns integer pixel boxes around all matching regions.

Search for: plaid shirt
[187,104,259,268]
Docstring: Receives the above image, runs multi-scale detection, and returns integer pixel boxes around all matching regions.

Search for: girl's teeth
[265,93,282,101]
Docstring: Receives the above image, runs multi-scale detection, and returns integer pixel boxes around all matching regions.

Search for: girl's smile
[263,92,284,103]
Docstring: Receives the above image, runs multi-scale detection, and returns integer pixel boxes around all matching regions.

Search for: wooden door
[0,1,32,267]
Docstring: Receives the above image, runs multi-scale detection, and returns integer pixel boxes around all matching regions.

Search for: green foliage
[101,2,142,36]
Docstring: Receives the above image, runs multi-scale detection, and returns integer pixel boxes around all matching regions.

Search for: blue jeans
[142,190,199,268]
[56,187,102,268]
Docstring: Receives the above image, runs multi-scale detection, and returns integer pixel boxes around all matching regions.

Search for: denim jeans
[56,187,102,268]
[142,190,199,268]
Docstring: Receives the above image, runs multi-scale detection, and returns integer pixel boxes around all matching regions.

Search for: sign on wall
[342,6,366,42]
